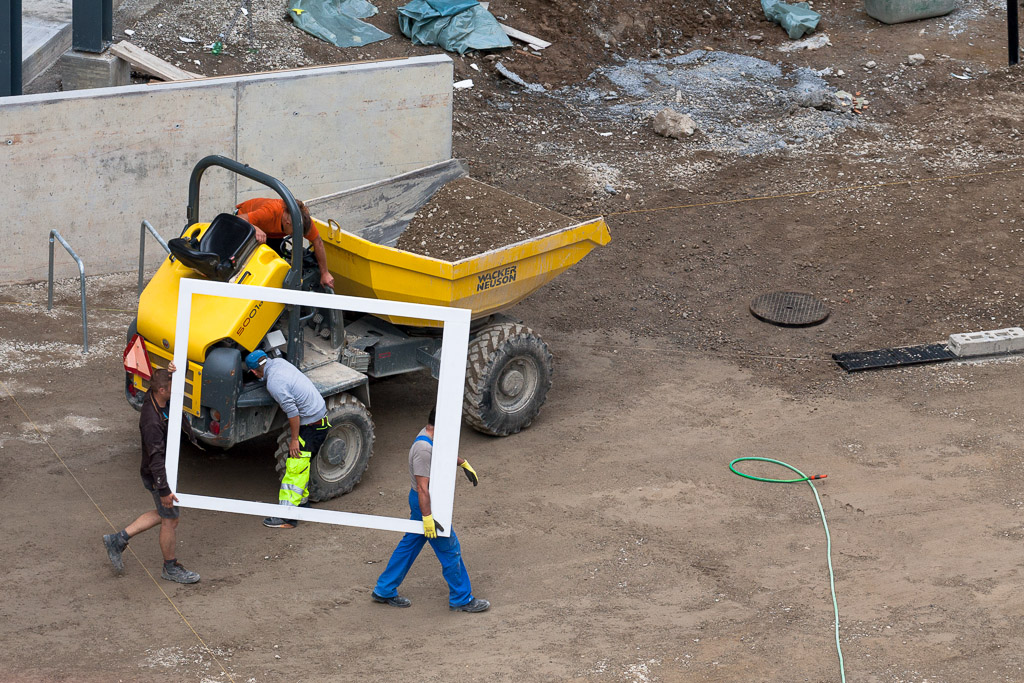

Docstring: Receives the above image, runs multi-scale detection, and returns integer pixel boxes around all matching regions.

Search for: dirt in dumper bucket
[396,178,570,261]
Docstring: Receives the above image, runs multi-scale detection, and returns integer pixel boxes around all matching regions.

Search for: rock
[652,109,697,139]
[907,53,926,66]
[748,34,764,42]
[864,60,877,69]
[604,184,618,195]
[790,81,834,110]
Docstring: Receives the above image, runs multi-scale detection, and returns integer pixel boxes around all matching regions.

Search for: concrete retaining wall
[0,55,453,283]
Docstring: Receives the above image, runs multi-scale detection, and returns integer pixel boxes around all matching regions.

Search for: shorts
[146,484,180,519]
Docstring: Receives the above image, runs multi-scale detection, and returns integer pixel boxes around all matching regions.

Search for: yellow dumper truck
[126,156,610,500]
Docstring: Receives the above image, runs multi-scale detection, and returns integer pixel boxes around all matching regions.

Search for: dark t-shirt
[139,395,171,496]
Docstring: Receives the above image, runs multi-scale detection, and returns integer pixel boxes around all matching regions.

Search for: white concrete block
[948,327,1024,357]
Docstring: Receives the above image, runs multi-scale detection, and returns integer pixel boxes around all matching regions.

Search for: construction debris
[109,40,202,81]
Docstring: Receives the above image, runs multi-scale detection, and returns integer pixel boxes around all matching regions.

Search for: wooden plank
[109,40,202,81]
[498,23,551,50]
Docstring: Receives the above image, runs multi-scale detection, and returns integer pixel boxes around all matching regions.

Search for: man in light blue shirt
[246,350,330,528]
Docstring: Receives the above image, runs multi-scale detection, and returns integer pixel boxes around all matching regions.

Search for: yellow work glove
[422,514,445,539]
[459,460,479,486]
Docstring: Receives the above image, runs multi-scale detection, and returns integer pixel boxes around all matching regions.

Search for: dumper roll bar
[186,155,305,366]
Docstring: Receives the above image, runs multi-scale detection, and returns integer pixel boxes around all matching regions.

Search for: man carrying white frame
[371,406,489,612]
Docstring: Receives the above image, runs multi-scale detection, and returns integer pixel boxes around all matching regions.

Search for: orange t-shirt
[235,198,319,240]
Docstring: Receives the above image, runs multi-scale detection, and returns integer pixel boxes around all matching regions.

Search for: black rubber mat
[750,291,829,327]
[832,343,956,372]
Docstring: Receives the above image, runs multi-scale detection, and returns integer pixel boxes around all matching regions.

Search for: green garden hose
[729,457,846,683]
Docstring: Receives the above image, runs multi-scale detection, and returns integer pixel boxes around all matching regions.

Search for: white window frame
[165,278,470,536]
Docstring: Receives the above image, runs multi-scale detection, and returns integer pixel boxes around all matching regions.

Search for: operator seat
[168,213,258,281]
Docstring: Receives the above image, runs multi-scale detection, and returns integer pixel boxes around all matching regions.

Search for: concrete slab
[0,55,453,282]
[234,56,454,202]
[22,18,72,84]
[948,327,1024,357]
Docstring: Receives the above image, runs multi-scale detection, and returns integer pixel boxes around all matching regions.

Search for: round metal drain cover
[750,291,829,327]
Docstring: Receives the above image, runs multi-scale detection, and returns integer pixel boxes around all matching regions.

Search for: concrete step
[948,327,1024,358]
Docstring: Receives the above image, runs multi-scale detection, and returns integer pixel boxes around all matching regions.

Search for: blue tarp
[290,0,391,48]
[397,0,512,54]
[761,0,820,39]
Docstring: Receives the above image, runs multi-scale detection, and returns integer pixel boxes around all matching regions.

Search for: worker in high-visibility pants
[245,349,331,529]
[279,426,330,509]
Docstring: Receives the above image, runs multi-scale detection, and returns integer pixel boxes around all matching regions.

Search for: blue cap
[245,349,268,370]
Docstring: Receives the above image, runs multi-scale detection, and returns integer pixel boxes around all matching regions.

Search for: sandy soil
[6,0,1024,681]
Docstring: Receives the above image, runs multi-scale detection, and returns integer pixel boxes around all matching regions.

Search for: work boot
[161,561,200,584]
[371,592,411,608]
[263,517,296,529]
[102,533,127,574]
[450,597,490,613]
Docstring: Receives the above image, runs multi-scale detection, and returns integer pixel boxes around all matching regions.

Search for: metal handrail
[138,219,170,295]
[47,229,88,352]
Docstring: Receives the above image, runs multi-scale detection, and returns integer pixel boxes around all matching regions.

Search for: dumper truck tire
[274,393,375,502]
[463,322,553,436]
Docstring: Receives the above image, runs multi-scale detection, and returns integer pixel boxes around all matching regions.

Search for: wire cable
[728,456,845,682]
[0,379,236,683]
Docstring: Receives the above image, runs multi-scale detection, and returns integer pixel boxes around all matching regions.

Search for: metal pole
[138,220,171,295]
[48,230,89,352]
[1010,0,1020,66]
[72,0,112,53]
[48,232,56,310]
[1,0,23,96]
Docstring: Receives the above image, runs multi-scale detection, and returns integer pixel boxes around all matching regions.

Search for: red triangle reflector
[123,333,154,380]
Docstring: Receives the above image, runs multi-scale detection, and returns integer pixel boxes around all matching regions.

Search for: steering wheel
[279,234,293,261]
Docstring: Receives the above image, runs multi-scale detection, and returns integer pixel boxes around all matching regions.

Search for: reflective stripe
[278,499,299,507]
[281,483,305,493]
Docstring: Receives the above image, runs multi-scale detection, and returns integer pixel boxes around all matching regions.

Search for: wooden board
[109,40,202,81]
[498,23,551,50]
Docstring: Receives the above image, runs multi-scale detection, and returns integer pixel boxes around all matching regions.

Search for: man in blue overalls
[371,407,489,612]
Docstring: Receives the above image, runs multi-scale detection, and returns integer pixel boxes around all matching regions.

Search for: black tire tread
[463,322,553,436]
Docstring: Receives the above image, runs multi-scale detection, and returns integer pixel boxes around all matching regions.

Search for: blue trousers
[373,489,474,607]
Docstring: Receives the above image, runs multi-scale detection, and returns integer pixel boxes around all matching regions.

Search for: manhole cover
[750,291,829,327]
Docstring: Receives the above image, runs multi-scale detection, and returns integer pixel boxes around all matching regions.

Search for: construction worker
[236,197,335,290]
[245,350,330,528]
[102,364,200,584]
[371,407,490,613]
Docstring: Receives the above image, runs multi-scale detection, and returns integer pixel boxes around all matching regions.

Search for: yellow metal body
[136,221,290,364]
[319,217,611,328]
[130,344,204,417]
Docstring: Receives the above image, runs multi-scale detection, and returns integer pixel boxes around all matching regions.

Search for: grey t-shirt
[408,428,432,490]
[262,358,327,425]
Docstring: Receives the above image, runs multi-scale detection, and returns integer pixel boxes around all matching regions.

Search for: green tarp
[290,0,391,48]
[761,0,821,39]
[397,0,512,54]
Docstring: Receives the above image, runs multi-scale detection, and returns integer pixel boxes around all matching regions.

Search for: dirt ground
[7,0,1024,681]
[398,177,569,257]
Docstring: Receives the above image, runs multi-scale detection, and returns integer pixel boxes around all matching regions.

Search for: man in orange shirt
[236,198,334,290]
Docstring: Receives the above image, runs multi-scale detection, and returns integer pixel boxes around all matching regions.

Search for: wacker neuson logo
[477,265,517,292]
